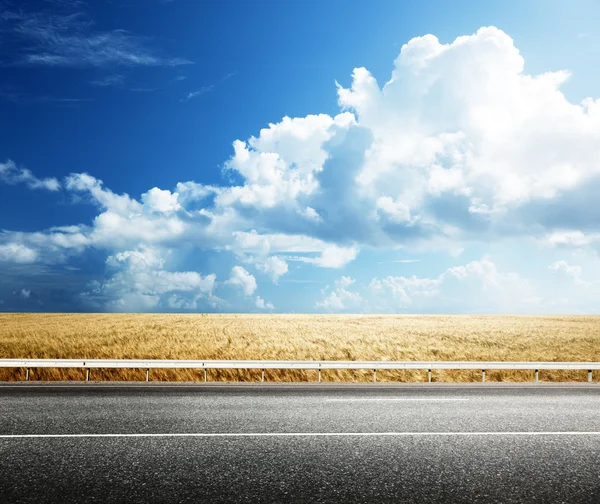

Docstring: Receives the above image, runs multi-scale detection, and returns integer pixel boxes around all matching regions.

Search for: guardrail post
[318,368,321,383]
[428,369,432,383]
[481,369,485,382]
[589,370,593,383]
[86,369,90,382]
[535,369,539,382]
[261,369,265,383]
[373,369,377,383]
[25,368,30,381]
[204,369,207,382]
[146,368,150,382]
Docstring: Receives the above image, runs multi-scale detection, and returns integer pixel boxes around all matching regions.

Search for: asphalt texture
[1,383,600,503]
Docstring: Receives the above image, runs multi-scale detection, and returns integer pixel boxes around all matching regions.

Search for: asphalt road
[1,383,600,503]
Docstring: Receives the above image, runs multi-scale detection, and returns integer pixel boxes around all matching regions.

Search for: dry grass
[1,313,599,382]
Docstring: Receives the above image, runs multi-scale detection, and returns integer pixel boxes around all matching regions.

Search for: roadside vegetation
[1,313,598,382]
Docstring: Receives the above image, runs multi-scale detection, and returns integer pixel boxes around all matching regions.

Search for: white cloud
[316,277,364,312]
[0,160,60,191]
[301,206,322,223]
[376,196,414,223]
[549,260,589,285]
[180,86,215,102]
[369,275,441,307]
[141,188,181,213]
[20,289,31,299]
[175,181,218,205]
[65,173,141,214]
[65,173,185,249]
[3,8,191,68]
[255,296,274,310]
[0,226,91,266]
[313,246,359,268]
[549,260,581,277]
[541,231,600,248]
[231,230,334,255]
[82,247,216,311]
[226,266,257,296]
[0,243,38,263]
[369,257,540,313]
[193,25,600,257]
[256,256,288,284]
[335,276,355,288]
[288,245,358,269]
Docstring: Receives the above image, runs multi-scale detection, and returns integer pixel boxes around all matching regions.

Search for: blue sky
[2,0,600,313]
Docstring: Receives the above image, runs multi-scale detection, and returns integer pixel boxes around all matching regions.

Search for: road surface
[1,383,600,503]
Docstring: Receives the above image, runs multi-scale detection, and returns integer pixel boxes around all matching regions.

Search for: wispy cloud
[90,74,125,87]
[41,0,87,7]
[0,88,92,105]
[128,86,162,93]
[179,72,234,103]
[0,159,61,191]
[90,73,187,92]
[1,6,192,68]
[180,85,215,102]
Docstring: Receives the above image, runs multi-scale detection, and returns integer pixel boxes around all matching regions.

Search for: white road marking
[325,398,469,402]
[1,431,600,439]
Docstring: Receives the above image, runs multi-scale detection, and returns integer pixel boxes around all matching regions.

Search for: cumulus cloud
[82,247,216,311]
[188,25,600,256]
[0,243,38,263]
[255,296,274,310]
[369,257,541,313]
[231,230,342,257]
[335,276,355,288]
[316,276,364,312]
[64,173,185,249]
[541,231,600,248]
[334,27,600,241]
[141,188,181,213]
[319,257,555,314]
[0,160,60,191]
[0,226,90,266]
[255,256,288,284]
[287,245,359,268]
[549,260,589,285]
[226,266,257,296]
[549,260,581,277]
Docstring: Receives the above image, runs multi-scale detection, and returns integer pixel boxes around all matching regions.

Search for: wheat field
[1,313,599,382]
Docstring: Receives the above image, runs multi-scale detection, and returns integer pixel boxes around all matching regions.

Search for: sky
[2,0,600,313]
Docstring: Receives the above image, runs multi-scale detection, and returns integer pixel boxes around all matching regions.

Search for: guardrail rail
[1,359,599,383]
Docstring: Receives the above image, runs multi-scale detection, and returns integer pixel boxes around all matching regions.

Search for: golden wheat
[1,313,599,382]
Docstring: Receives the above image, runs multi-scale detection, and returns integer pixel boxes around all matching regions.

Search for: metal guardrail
[0,359,598,383]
